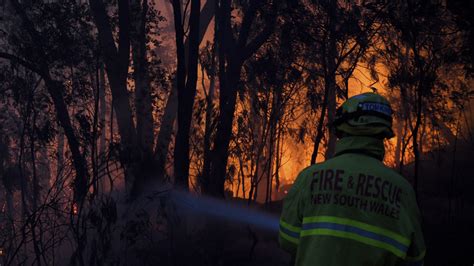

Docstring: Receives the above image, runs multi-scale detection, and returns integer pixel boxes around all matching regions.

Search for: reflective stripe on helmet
[334,102,393,127]
[359,102,392,117]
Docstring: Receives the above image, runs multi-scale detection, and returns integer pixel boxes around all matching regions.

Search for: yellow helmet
[333,93,394,139]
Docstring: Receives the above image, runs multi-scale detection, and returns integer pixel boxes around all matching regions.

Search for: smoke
[170,190,280,232]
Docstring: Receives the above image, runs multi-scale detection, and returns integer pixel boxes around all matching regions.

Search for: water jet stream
[170,190,280,232]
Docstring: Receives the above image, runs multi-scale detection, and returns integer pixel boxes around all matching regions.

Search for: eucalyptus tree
[171,0,201,190]
[0,0,96,203]
[380,0,471,196]
[286,0,389,163]
[200,0,279,197]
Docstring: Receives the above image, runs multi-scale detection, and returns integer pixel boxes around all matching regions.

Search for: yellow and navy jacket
[279,136,425,266]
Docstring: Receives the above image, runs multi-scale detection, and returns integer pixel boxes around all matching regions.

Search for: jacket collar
[334,136,385,161]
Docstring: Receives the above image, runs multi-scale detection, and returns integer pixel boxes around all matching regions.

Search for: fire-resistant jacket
[279,136,425,266]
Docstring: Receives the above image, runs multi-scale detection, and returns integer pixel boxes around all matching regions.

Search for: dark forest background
[0,0,473,265]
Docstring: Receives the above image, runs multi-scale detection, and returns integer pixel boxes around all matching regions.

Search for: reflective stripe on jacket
[279,136,425,266]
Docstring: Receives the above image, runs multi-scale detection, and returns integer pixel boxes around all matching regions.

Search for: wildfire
[219,59,445,200]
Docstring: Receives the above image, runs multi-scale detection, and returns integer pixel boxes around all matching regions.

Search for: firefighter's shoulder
[287,164,316,196]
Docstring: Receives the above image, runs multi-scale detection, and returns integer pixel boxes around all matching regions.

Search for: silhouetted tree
[201,0,278,197]
[172,0,201,190]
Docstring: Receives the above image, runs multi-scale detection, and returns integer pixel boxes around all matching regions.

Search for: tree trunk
[127,0,159,197]
[131,0,154,156]
[209,79,240,196]
[171,0,188,186]
[99,64,108,190]
[45,79,89,202]
[324,1,338,160]
[92,63,101,197]
[204,0,275,197]
[29,110,39,210]
[311,81,329,165]
[265,93,280,204]
[154,86,177,179]
[56,129,64,184]
[207,64,240,197]
[90,0,136,149]
[90,0,139,194]
[154,0,217,181]
[412,45,424,199]
[394,119,403,168]
[252,87,270,203]
[172,0,200,189]
[202,43,217,191]
[274,123,284,199]
[0,137,14,239]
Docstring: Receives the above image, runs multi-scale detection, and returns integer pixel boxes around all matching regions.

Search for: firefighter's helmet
[334,92,394,139]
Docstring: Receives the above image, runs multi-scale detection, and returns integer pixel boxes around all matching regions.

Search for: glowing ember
[72,203,78,215]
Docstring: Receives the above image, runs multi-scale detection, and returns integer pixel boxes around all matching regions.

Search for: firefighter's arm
[404,192,426,266]
[279,171,307,254]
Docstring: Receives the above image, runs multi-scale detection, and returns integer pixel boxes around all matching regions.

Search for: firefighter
[279,93,425,266]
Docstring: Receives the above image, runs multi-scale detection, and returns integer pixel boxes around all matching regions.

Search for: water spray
[170,190,280,232]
